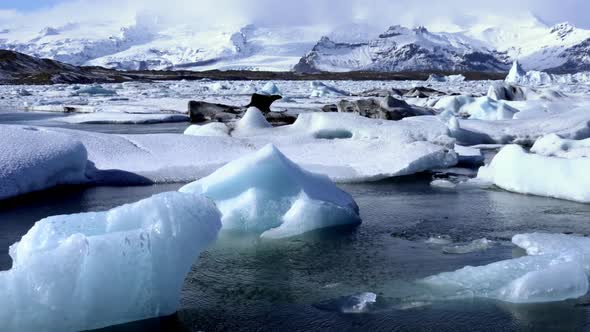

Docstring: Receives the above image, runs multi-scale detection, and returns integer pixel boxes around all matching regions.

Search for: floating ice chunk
[449,108,590,145]
[497,262,589,304]
[314,292,377,313]
[208,82,229,92]
[60,113,188,124]
[423,253,588,303]
[258,82,282,96]
[477,145,590,203]
[235,107,272,133]
[531,134,590,159]
[436,96,519,121]
[184,122,231,137]
[426,74,465,83]
[442,238,494,254]
[0,192,222,332]
[430,179,456,189]
[454,145,484,166]
[512,233,590,258]
[505,60,528,85]
[0,126,88,200]
[310,81,349,97]
[73,85,117,96]
[425,235,453,245]
[180,144,360,238]
[424,232,590,304]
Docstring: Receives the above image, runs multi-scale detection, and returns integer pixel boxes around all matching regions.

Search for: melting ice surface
[424,233,590,304]
[0,192,222,332]
[180,144,361,239]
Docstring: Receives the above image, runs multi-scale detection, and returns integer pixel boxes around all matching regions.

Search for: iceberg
[435,96,519,121]
[184,122,231,137]
[310,81,349,97]
[180,144,361,239]
[447,108,590,145]
[477,145,590,203]
[531,134,590,158]
[234,107,272,133]
[0,192,222,332]
[258,81,282,96]
[424,233,590,304]
[0,126,88,200]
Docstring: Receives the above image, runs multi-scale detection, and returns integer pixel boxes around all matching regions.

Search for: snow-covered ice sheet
[477,144,590,203]
[198,111,459,182]
[180,144,361,238]
[58,112,189,124]
[0,192,222,332]
[531,134,590,158]
[448,108,590,145]
[424,233,590,304]
[0,126,88,200]
[0,109,458,199]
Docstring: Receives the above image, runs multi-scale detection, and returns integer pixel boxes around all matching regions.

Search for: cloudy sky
[0,0,586,30]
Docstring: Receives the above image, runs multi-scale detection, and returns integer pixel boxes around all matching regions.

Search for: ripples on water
[1,175,590,331]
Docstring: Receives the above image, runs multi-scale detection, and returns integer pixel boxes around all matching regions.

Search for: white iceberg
[448,108,590,145]
[424,232,590,304]
[180,144,361,239]
[310,81,349,97]
[0,126,88,200]
[184,122,231,137]
[531,134,590,159]
[442,238,494,254]
[477,145,590,203]
[435,96,519,121]
[0,192,222,332]
[234,107,272,133]
[258,81,282,96]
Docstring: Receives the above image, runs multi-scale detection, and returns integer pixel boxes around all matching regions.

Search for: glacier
[180,144,361,239]
[0,192,222,332]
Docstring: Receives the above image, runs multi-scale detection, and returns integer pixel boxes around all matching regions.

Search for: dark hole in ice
[314,129,353,140]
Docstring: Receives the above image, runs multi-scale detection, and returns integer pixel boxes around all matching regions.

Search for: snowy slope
[2,12,590,73]
[295,25,509,73]
[462,14,590,72]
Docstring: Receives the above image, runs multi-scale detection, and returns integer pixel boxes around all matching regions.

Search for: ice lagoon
[1,75,590,331]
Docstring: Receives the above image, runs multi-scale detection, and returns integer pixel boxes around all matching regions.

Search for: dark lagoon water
[2,113,590,331]
[2,177,590,332]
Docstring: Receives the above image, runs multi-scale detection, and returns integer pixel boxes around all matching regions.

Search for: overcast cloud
[0,0,587,30]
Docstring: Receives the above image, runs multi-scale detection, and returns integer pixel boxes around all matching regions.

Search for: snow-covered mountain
[463,14,590,72]
[294,25,509,73]
[2,12,590,73]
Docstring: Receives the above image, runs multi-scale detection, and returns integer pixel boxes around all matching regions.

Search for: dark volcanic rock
[403,86,446,98]
[337,96,434,120]
[486,82,526,101]
[245,93,282,113]
[188,93,295,125]
[188,101,241,123]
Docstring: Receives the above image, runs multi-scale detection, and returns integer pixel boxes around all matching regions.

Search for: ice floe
[424,233,590,304]
[531,134,590,158]
[180,144,361,238]
[0,126,88,200]
[447,108,590,145]
[477,144,590,203]
[435,95,519,121]
[0,192,221,332]
[310,81,349,97]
